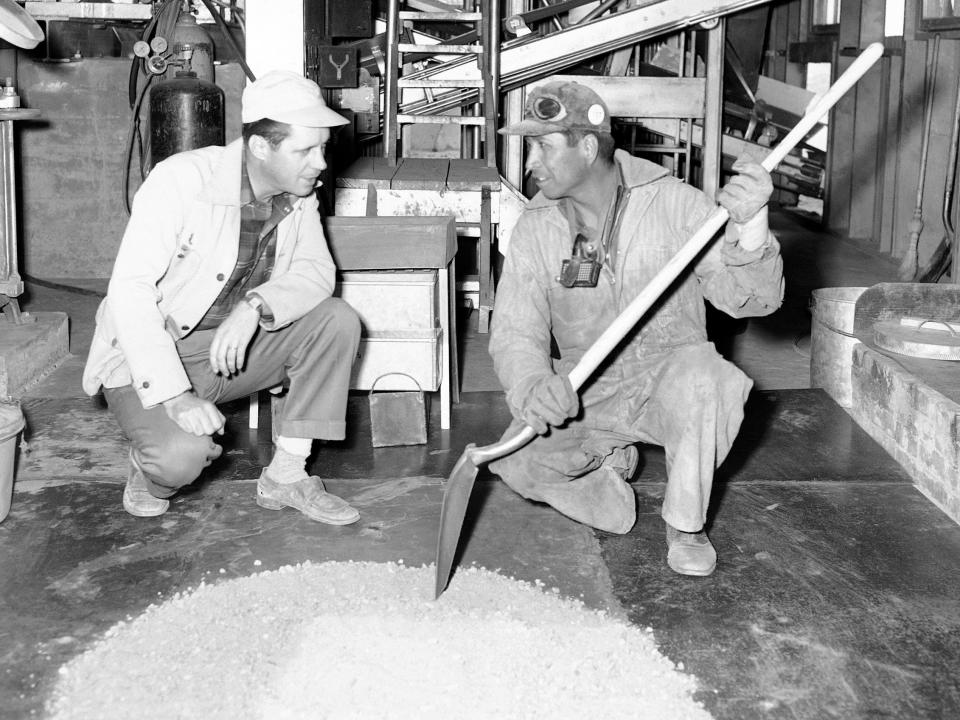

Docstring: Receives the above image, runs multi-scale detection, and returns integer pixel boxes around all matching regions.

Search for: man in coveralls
[83,71,361,525]
[489,80,784,575]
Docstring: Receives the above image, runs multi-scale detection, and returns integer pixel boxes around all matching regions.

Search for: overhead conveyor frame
[396,0,774,119]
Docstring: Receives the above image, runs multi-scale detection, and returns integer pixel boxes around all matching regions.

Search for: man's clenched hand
[519,374,579,435]
[717,156,773,225]
[163,391,225,436]
[209,300,261,376]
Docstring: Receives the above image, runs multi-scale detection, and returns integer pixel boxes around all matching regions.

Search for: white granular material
[47,561,712,720]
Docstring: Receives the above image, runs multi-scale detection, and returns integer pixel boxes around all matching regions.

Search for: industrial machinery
[0,0,42,325]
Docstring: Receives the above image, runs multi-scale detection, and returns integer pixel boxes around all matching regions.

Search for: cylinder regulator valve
[0,78,20,109]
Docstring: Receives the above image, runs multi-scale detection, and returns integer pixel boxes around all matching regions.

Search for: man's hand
[209,299,261,376]
[519,374,579,435]
[163,391,225,436]
[717,156,773,225]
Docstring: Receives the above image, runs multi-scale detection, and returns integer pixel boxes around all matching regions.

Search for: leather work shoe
[256,471,360,525]
[123,450,170,518]
[665,523,717,576]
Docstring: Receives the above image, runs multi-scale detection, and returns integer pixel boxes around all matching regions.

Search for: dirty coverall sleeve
[690,196,785,319]
[489,213,558,422]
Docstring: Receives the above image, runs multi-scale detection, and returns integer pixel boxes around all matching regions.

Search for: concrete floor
[2,207,960,719]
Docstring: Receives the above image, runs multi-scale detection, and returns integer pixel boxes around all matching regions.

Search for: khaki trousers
[104,298,360,498]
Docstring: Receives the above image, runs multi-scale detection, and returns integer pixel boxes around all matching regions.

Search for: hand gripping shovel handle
[434,42,885,598]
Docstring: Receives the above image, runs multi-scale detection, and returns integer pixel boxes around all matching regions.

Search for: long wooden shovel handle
[470,42,884,467]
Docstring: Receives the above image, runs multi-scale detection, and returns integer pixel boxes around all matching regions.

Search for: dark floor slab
[0,473,612,719]
[713,388,914,484]
[600,483,960,720]
[16,388,908,491]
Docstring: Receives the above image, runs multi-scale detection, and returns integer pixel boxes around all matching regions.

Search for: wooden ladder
[383,0,499,167]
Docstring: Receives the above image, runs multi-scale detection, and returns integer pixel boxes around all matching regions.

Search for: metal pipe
[580,0,628,24]
[384,0,400,163]
[489,0,500,167]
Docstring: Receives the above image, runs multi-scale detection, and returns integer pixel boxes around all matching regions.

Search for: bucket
[0,401,25,523]
[810,286,867,408]
[369,373,427,448]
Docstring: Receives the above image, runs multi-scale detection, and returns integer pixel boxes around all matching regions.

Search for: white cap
[241,70,349,127]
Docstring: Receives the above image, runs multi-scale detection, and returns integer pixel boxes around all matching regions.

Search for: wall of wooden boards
[769,0,960,275]
[764,0,960,278]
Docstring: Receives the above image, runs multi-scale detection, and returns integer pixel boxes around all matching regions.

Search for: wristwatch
[244,294,265,316]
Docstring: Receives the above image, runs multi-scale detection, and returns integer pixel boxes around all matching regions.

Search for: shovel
[434,42,886,599]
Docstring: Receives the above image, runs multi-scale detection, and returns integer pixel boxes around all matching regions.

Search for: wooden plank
[391,157,449,190]
[534,75,706,119]
[24,1,152,20]
[335,156,398,189]
[446,159,501,191]
[827,50,854,235]
[756,76,816,117]
[702,24,723,200]
[784,0,805,88]
[918,42,958,269]
[891,37,929,259]
[848,0,885,242]
[324,216,458,270]
[335,187,502,223]
[788,39,835,64]
[768,0,789,80]
[879,53,902,254]
[828,0,865,236]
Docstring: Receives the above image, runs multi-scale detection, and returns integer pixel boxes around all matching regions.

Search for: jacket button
[181,325,189,331]
[111,337,118,347]
[217,273,225,281]
[142,381,150,389]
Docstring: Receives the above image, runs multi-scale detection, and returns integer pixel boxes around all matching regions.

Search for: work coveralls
[489,150,784,534]
[82,139,359,497]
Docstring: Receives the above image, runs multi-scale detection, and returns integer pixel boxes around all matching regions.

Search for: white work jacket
[82,139,337,408]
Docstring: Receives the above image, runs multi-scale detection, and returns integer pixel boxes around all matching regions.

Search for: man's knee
[136,433,221,493]
[305,297,361,346]
[666,343,752,404]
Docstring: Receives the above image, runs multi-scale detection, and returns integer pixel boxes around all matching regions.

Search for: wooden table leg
[477,186,493,334]
[438,264,459,429]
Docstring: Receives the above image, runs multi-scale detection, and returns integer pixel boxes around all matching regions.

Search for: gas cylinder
[165,11,215,83]
[148,71,224,168]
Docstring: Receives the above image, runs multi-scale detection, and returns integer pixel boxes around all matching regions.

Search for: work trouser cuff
[278,419,346,442]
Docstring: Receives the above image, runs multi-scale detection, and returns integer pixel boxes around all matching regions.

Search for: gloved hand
[517,374,579,435]
[717,155,773,224]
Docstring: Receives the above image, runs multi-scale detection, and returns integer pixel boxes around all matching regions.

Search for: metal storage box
[336,270,438,332]
[350,329,441,392]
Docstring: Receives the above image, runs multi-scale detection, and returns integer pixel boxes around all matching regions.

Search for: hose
[122,0,182,214]
[122,73,154,215]
[23,274,106,298]
[197,0,256,82]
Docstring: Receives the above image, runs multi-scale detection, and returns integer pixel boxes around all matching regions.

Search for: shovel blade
[434,448,480,599]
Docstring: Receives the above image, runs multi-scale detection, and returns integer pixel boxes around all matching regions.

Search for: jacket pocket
[158,238,203,303]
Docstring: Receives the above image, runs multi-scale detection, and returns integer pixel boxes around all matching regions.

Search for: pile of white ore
[47,561,713,720]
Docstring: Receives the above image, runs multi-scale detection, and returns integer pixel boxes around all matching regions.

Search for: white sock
[266,437,312,484]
